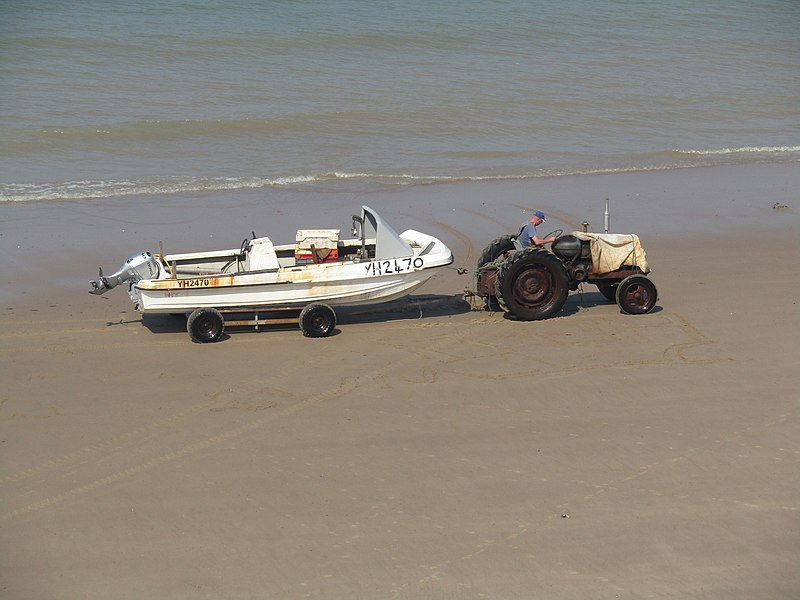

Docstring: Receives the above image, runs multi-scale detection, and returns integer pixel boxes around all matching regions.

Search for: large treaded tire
[476,234,518,308]
[299,303,336,337]
[187,308,224,343]
[476,234,518,271]
[494,248,569,320]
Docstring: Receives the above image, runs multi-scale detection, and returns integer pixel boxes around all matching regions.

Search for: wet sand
[1,164,799,599]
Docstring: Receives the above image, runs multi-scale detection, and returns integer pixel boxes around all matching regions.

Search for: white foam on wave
[0,172,460,202]
[0,176,306,202]
[674,145,800,155]
[2,154,798,203]
[0,169,633,202]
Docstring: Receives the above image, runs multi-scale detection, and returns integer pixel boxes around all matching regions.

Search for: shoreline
[3,159,799,205]
[3,158,799,204]
[1,162,798,308]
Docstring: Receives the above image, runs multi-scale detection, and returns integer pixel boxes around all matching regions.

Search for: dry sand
[1,164,799,599]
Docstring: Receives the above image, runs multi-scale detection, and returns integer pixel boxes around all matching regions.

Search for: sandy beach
[1,163,799,599]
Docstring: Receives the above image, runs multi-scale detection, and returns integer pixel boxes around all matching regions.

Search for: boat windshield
[362,206,413,260]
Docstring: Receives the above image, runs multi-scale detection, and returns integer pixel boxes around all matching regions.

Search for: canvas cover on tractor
[571,232,649,274]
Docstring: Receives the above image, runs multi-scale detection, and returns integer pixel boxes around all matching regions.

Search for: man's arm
[532,233,557,245]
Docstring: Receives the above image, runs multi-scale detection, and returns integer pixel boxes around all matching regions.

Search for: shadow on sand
[108,294,473,339]
[483,290,662,320]
[560,290,663,317]
[106,291,661,340]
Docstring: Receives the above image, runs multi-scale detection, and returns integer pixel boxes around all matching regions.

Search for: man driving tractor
[518,210,558,247]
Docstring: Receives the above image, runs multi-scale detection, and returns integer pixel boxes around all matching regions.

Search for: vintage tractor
[473,226,657,320]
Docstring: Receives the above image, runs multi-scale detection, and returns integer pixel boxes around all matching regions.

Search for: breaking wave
[3,146,799,202]
[0,173,444,202]
[673,145,800,155]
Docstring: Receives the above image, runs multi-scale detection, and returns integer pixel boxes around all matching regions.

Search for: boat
[88,206,453,341]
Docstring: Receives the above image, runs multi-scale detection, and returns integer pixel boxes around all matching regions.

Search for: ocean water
[1,0,798,203]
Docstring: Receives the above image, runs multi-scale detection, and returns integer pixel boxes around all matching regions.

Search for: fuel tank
[551,235,590,260]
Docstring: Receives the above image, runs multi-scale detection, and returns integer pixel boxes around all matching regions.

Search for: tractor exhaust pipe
[604,198,610,233]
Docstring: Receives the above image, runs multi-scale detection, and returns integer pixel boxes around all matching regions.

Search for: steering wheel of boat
[240,237,251,256]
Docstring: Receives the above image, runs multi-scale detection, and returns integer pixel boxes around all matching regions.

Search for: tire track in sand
[1,321,476,522]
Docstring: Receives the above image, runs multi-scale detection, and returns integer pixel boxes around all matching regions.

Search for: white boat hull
[135,258,445,313]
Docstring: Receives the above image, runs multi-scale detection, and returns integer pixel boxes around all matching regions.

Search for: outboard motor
[89,251,160,295]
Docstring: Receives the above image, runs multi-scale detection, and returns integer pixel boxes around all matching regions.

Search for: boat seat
[246,237,280,271]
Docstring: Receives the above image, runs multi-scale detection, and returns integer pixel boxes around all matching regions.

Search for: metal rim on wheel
[510,264,556,308]
[616,275,657,314]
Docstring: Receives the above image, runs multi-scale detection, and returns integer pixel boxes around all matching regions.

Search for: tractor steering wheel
[545,229,563,240]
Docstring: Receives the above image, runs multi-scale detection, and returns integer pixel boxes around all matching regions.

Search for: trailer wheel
[299,303,336,337]
[595,281,618,302]
[187,308,224,343]
[495,248,569,320]
[616,275,658,314]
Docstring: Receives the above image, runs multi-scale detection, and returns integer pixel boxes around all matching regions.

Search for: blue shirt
[518,222,538,247]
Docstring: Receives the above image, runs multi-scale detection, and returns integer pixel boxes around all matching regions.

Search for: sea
[1,0,798,204]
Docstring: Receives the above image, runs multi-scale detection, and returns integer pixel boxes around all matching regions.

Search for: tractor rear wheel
[495,248,569,320]
[476,235,518,270]
[616,275,658,314]
[476,235,518,308]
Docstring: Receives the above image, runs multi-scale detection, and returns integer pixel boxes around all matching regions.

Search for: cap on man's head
[533,210,546,222]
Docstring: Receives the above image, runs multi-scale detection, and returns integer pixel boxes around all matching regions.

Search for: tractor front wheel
[616,275,658,314]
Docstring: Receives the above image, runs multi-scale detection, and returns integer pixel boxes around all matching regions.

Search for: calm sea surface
[1,0,798,203]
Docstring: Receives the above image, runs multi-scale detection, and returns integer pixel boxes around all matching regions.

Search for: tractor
[473,224,658,320]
